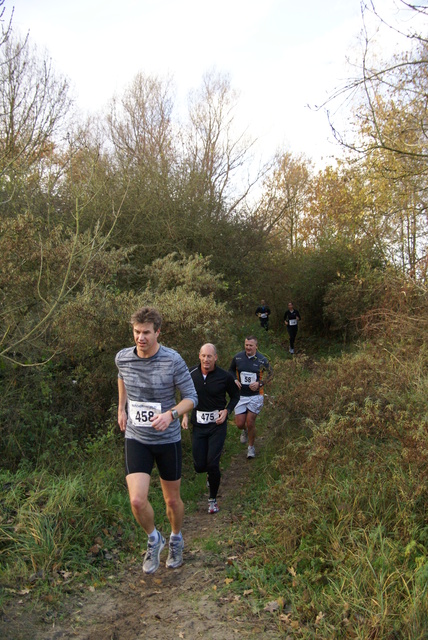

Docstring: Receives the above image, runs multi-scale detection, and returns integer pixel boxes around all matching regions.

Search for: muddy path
[1,435,282,640]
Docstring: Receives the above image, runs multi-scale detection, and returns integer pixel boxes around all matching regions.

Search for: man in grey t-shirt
[116,307,197,574]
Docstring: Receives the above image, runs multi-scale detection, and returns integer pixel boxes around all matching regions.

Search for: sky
[10,0,422,167]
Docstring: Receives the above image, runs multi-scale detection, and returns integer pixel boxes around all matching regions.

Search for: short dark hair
[245,335,258,343]
[130,307,162,332]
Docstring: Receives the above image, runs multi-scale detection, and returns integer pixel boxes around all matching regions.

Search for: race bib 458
[128,400,162,427]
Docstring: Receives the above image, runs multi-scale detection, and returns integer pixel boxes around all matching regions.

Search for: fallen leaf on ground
[315,611,325,625]
[280,613,292,623]
[60,571,72,580]
[89,544,101,555]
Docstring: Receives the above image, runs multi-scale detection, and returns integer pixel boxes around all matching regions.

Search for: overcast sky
[11,0,421,166]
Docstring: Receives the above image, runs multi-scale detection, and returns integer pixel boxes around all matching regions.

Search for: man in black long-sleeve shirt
[255,299,271,331]
[182,343,239,514]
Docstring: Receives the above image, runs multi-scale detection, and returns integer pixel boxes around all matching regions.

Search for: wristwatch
[171,409,179,420]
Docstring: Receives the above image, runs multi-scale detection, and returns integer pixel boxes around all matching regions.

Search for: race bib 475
[196,410,220,424]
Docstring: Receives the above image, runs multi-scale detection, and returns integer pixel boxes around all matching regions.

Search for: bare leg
[244,411,257,447]
[126,472,154,534]
[235,411,258,446]
[160,478,184,535]
[235,413,247,431]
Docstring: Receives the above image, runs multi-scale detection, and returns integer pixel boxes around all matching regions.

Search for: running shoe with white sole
[240,429,248,444]
[208,498,219,514]
[166,537,184,569]
[247,445,256,459]
[143,533,165,574]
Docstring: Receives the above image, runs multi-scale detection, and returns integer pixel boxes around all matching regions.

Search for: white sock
[148,528,159,542]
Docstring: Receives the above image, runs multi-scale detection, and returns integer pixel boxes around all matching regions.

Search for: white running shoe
[143,533,165,574]
[247,445,256,459]
[240,429,248,444]
[208,499,219,514]
[166,537,184,569]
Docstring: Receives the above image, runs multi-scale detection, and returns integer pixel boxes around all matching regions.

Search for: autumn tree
[0,34,71,189]
[256,151,313,254]
[322,1,428,277]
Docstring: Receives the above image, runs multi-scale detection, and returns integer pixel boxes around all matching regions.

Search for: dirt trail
[1,438,282,640]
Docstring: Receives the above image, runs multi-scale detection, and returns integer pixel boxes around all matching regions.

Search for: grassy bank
[221,338,428,639]
[0,412,243,611]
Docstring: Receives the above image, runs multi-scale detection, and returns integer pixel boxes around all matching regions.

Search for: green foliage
[274,239,383,336]
[0,417,241,602]
[0,252,233,472]
[323,266,426,339]
[222,305,428,638]
[139,252,234,363]
[0,427,128,587]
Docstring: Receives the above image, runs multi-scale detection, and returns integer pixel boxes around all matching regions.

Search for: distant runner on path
[255,299,271,331]
[229,336,273,459]
[283,302,301,354]
[115,307,198,575]
[182,343,240,514]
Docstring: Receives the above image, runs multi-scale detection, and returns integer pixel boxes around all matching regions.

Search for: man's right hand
[118,408,127,432]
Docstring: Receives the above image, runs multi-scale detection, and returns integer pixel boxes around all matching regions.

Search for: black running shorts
[125,438,182,481]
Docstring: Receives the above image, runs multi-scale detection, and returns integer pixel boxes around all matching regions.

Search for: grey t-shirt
[115,344,197,445]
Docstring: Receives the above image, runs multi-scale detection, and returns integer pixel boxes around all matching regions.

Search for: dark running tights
[287,325,298,349]
[192,422,227,500]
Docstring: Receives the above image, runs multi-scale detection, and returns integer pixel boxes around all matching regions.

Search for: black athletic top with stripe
[229,350,273,397]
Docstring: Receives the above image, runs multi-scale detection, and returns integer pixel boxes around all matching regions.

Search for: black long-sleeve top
[188,364,240,426]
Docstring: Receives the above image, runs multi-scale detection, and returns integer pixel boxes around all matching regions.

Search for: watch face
[172,410,179,419]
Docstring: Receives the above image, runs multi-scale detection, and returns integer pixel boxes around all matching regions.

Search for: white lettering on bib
[196,410,220,424]
[240,371,257,385]
[289,319,297,326]
[128,400,161,427]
